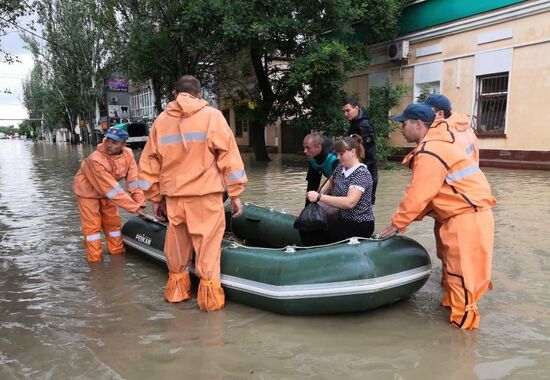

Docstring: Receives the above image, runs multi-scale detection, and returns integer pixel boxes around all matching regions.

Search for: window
[475,72,509,135]
[415,81,440,102]
[129,88,155,120]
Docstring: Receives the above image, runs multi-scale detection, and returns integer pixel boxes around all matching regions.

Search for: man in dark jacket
[303,132,339,195]
[342,95,378,204]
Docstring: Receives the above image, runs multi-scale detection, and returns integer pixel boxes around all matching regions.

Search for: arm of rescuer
[138,125,162,202]
[137,125,167,220]
[124,149,146,207]
[381,153,447,237]
[209,112,247,218]
[80,157,144,214]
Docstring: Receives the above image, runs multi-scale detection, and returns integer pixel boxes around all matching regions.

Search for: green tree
[286,39,367,137]
[0,0,32,64]
[99,0,228,113]
[22,60,65,139]
[0,125,15,135]
[220,0,405,160]
[17,120,34,137]
[23,0,110,143]
[368,82,408,167]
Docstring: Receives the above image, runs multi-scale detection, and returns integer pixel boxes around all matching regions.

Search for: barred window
[476,72,509,135]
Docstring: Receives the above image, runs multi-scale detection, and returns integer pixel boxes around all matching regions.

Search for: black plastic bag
[318,201,341,222]
[293,202,327,231]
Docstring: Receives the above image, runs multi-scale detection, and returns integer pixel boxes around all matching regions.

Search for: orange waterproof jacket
[139,93,247,202]
[393,124,495,231]
[73,142,145,213]
[432,112,479,164]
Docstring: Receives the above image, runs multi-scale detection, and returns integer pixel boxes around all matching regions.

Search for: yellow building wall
[347,7,550,153]
[502,43,550,150]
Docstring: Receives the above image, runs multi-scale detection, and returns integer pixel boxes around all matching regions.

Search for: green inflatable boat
[122,203,431,315]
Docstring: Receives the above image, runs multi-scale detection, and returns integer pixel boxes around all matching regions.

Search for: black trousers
[299,218,375,246]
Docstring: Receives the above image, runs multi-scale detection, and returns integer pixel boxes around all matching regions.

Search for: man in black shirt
[342,95,378,204]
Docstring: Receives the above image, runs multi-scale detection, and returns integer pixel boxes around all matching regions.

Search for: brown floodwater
[0,140,549,379]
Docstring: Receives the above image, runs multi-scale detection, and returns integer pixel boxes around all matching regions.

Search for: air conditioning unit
[387,40,410,61]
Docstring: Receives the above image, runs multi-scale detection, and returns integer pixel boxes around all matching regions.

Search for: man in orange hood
[73,126,146,262]
[138,75,247,312]
[382,103,496,329]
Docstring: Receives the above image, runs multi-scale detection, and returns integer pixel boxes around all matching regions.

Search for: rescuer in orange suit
[381,103,496,329]
[138,75,247,312]
[424,94,481,308]
[73,126,146,263]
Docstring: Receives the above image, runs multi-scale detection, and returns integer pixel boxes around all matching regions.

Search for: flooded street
[1,139,549,379]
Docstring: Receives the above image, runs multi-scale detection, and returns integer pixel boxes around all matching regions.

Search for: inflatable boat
[122,203,431,315]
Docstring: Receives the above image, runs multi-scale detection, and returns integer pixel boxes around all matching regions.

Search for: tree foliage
[0,0,33,63]
[416,82,434,102]
[219,0,405,160]
[99,0,229,112]
[285,39,367,137]
[99,0,405,160]
[368,82,408,167]
[22,0,110,143]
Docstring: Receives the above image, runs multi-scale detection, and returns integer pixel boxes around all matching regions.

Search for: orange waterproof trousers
[439,209,494,329]
[78,197,124,262]
[434,220,451,307]
[164,193,225,311]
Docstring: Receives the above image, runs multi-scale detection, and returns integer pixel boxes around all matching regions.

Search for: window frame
[474,72,509,137]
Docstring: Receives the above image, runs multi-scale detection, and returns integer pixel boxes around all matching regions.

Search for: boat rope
[225,235,393,252]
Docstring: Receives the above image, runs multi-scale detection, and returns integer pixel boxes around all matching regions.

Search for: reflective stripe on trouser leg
[78,197,104,262]
[100,199,124,255]
[163,197,195,303]
[441,210,494,329]
[181,193,226,311]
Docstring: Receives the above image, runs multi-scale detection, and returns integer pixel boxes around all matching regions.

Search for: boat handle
[245,216,261,222]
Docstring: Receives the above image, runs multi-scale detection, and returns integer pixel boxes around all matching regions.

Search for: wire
[0,15,78,58]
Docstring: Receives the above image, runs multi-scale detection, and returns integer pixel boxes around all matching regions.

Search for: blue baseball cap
[424,93,452,112]
[392,103,435,123]
[105,125,129,142]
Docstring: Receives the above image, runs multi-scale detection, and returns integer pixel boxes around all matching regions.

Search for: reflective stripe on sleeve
[106,183,123,199]
[445,165,480,184]
[86,233,101,241]
[228,170,246,181]
[109,230,121,238]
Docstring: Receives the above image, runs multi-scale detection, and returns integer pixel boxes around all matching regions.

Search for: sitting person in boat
[303,132,339,201]
[299,134,375,246]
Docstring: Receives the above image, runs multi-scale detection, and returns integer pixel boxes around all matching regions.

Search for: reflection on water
[1,140,549,379]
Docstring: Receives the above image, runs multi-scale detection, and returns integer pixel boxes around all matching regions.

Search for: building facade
[346,0,550,169]
[128,80,157,123]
